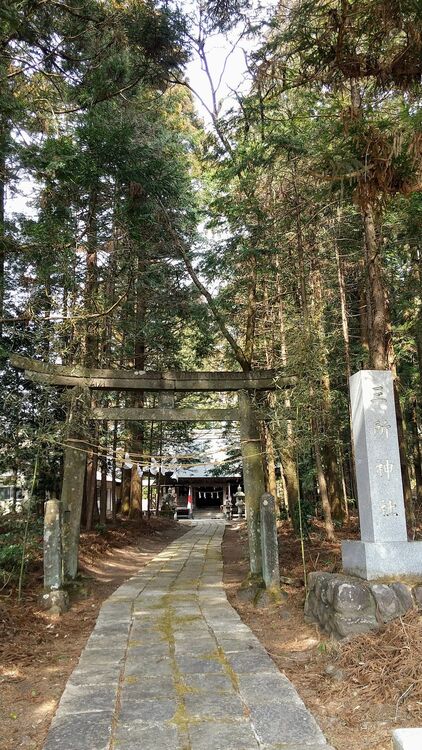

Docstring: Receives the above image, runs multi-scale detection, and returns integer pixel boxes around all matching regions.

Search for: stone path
[44,521,334,750]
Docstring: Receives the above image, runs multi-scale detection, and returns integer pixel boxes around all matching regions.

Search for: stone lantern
[234,486,246,519]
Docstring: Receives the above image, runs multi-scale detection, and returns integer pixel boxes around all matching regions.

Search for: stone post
[44,499,62,590]
[260,492,280,594]
[238,390,266,579]
[342,370,422,579]
[42,498,68,613]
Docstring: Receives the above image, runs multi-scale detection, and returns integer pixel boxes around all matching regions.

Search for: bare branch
[0,288,130,326]
[155,199,250,371]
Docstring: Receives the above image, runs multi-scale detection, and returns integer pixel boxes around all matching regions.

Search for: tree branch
[0,288,130,326]
[155,200,250,371]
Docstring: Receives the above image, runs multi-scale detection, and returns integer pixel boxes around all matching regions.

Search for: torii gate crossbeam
[11,355,291,583]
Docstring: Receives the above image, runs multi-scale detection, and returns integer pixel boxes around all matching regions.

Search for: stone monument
[342,370,422,580]
[305,370,422,638]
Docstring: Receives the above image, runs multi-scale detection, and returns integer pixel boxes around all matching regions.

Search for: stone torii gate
[11,355,289,584]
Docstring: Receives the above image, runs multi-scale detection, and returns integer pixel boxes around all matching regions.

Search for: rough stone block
[391,583,414,613]
[304,591,317,620]
[325,576,344,606]
[370,584,402,622]
[332,581,375,615]
[412,585,422,608]
[333,611,378,638]
[307,571,320,591]
[314,574,331,603]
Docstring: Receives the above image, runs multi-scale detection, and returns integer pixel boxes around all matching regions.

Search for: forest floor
[222,518,422,750]
[2,515,421,750]
[0,517,187,750]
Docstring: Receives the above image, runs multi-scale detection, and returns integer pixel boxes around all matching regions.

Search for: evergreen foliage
[0,0,421,556]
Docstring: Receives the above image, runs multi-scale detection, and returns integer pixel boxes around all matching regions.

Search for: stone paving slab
[42,521,335,749]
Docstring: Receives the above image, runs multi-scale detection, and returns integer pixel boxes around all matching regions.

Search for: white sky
[185,1,277,123]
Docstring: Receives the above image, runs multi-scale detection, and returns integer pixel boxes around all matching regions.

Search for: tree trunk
[314,428,336,542]
[362,202,415,530]
[410,402,422,504]
[83,185,100,527]
[272,429,299,524]
[111,421,118,522]
[129,255,146,514]
[335,238,351,379]
[85,445,98,531]
[156,423,163,515]
[100,456,107,525]
[130,463,143,517]
[0,122,6,339]
[11,465,18,512]
[238,390,266,579]
[393,381,415,534]
[62,388,89,580]
[322,441,345,523]
[358,259,370,363]
[84,185,99,367]
[338,447,350,520]
[363,203,389,370]
[262,422,278,502]
[274,271,300,520]
[410,247,422,396]
[311,253,345,524]
[121,464,131,515]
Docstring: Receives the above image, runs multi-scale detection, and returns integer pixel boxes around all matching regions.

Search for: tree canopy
[0,0,421,546]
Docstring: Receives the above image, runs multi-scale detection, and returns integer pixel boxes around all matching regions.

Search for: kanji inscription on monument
[350,370,407,543]
[342,370,422,580]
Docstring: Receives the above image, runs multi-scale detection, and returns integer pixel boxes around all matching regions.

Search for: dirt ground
[2,516,421,750]
[222,520,422,750]
[0,517,187,750]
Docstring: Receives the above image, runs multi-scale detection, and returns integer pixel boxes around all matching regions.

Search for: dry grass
[331,609,422,711]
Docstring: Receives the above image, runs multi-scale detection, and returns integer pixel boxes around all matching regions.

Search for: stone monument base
[342,540,422,580]
[305,571,422,639]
